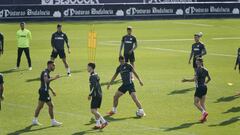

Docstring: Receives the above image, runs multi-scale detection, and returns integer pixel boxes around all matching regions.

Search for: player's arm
[28,30,32,40]
[234,49,240,70]
[107,73,119,89]
[201,45,207,56]
[188,47,193,64]
[132,68,143,86]
[88,76,97,100]
[119,37,124,56]
[182,75,196,83]
[49,87,56,96]
[51,34,57,52]
[44,74,60,83]
[64,34,70,54]
[130,38,137,53]
[205,72,211,84]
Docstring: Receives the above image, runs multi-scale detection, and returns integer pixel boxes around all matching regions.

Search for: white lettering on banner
[126,8,151,15]
[41,0,100,5]
[146,0,194,3]
[0,10,25,17]
[63,8,113,16]
[185,7,209,14]
[27,9,51,16]
[152,7,173,14]
[210,6,230,13]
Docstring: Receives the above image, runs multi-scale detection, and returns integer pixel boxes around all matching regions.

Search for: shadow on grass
[168,87,195,95]
[164,121,201,131]
[72,129,103,135]
[0,69,27,74]
[223,106,240,114]
[7,125,52,135]
[26,77,40,82]
[100,79,122,86]
[84,115,140,126]
[214,95,240,103]
[209,116,240,127]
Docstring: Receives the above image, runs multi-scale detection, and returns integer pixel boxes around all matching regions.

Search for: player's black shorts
[91,96,102,109]
[124,52,135,63]
[51,49,66,59]
[194,85,207,98]
[118,83,136,94]
[38,89,51,102]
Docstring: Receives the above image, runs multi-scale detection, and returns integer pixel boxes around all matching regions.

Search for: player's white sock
[138,108,144,113]
[112,107,117,113]
[202,110,206,114]
[67,68,71,73]
[33,117,38,121]
[51,119,56,123]
[96,119,101,127]
[99,116,106,123]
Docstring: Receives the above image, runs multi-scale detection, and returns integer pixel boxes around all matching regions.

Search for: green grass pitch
[0,19,240,135]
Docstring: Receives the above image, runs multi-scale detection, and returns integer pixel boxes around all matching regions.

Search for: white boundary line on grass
[99,42,236,58]
[3,102,195,135]
[172,22,214,27]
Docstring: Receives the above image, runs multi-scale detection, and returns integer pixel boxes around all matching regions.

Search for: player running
[188,32,207,72]
[107,56,145,116]
[234,48,240,73]
[0,73,4,110]
[32,60,62,126]
[119,26,138,68]
[16,22,32,70]
[182,58,211,123]
[87,63,108,129]
[51,24,71,76]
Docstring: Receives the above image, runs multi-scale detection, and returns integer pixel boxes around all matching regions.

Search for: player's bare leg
[130,92,145,116]
[130,62,135,80]
[91,109,108,129]
[32,101,44,125]
[108,91,123,116]
[194,97,203,112]
[200,96,208,122]
[62,58,71,76]
[46,101,62,126]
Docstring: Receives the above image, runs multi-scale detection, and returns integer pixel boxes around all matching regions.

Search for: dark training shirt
[39,69,50,92]
[89,72,102,97]
[116,63,134,85]
[195,67,209,87]
[236,48,240,64]
[191,42,206,58]
[122,35,137,54]
[0,33,4,53]
[51,32,68,50]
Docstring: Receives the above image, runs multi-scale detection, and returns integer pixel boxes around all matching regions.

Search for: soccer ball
[136,110,145,117]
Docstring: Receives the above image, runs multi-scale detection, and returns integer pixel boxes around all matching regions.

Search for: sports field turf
[0,19,240,135]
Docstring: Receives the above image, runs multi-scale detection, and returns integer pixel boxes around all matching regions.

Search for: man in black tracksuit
[51,24,71,76]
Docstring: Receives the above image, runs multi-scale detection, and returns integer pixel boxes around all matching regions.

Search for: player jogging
[182,58,211,123]
[32,60,62,126]
[51,24,71,76]
[0,73,4,110]
[107,56,145,116]
[188,32,206,72]
[234,48,240,73]
[87,63,108,129]
[119,26,138,68]
[16,22,32,70]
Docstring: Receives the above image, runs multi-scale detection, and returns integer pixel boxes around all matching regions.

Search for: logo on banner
[176,9,183,15]
[116,10,124,16]
[53,11,62,17]
[232,8,240,14]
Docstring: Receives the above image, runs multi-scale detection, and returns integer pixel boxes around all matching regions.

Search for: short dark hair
[47,60,54,65]
[57,24,62,28]
[88,63,96,70]
[196,57,203,63]
[119,56,124,61]
[20,22,25,25]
